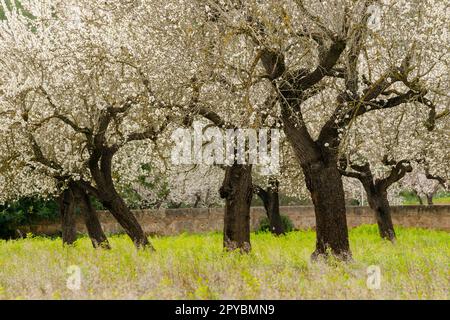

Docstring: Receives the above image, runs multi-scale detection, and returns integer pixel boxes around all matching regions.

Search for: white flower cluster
[0,0,447,208]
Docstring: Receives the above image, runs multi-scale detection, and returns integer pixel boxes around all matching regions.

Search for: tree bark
[426,194,434,206]
[339,158,409,243]
[220,164,253,253]
[303,162,351,260]
[59,188,77,245]
[88,149,153,250]
[254,179,284,235]
[73,184,110,249]
[275,65,352,260]
[99,188,152,249]
[412,189,424,205]
[366,188,396,242]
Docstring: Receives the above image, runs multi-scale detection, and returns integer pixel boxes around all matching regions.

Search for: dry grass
[0,225,448,300]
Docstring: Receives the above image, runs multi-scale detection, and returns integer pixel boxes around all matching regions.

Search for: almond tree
[192,0,449,258]
[0,0,186,249]
[0,127,110,247]
[402,170,447,205]
[338,111,415,242]
[401,133,449,206]
[252,137,311,236]
[339,107,448,241]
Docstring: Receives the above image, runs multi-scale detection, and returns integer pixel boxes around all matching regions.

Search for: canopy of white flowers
[0,0,448,206]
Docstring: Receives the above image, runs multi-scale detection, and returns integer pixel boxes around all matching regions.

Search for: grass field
[402,193,450,205]
[403,197,450,205]
[433,197,450,204]
[0,225,448,300]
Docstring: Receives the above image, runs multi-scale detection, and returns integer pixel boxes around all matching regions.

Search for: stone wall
[18,205,450,237]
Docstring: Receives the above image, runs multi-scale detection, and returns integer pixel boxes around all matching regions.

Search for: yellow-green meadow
[0,225,448,300]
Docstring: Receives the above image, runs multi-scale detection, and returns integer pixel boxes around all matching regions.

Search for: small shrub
[257,215,295,233]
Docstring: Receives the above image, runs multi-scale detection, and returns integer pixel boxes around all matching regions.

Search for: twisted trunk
[275,53,352,260]
[347,159,410,242]
[342,170,397,243]
[59,188,77,245]
[304,162,351,260]
[220,164,253,253]
[340,158,412,243]
[366,188,396,242]
[99,187,151,249]
[89,149,153,250]
[73,184,110,249]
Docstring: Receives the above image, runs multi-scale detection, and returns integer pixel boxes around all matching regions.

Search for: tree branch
[424,167,447,189]
[377,159,412,190]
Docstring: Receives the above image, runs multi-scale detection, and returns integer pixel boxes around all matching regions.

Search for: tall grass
[0,225,448,299]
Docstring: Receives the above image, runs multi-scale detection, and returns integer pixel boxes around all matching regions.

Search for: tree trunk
[220,164,253,253]
[100,189,152,250]
[73,185,110,249]
[366,189,396,242]
[254,179,284,235]
[262,187,284,236]
[303,162,351,260]
[88,149,153,250]
[59,188,77,245]
[339,158,408,243]
[412,189,424,205]
[426,194,433,206]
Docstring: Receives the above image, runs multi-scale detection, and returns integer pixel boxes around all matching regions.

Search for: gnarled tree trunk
[89,149,153,250]
[254,178,284,235]
[73,184,110,249]
[303,162,351,260]
[269,39,352,260]
[366,188,396,242]
[59,188,77,245]
[220,164,253,253]
[99,187,151,249]
[340,158,411,243]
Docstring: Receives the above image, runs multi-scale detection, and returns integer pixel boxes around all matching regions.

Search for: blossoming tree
[0,0,190,249]
[187,0,449,258]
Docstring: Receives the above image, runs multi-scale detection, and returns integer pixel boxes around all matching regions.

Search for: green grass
[403,197,450,205]
[433,197,450,204]
[0,225,448,299]
[401,192,450,205]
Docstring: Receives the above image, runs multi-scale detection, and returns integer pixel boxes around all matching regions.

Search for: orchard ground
[0,225,448,300]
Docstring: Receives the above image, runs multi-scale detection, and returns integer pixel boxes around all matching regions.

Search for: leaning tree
[338,107,448,242]
[0,0,192,249]
[0,125,111,247]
